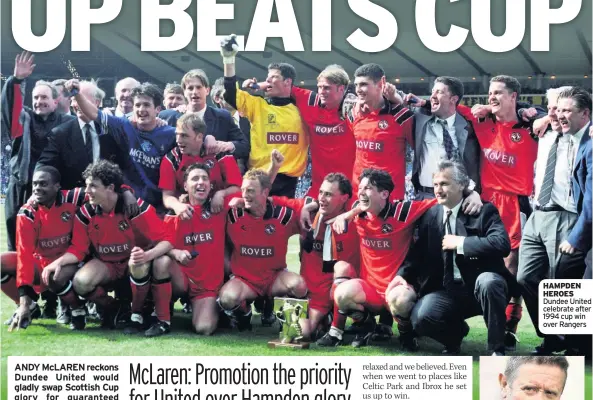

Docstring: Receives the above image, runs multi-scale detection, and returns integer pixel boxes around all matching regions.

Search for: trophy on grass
[267,297,310,349]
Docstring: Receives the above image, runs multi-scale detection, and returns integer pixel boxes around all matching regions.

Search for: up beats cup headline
[12,0,585,53]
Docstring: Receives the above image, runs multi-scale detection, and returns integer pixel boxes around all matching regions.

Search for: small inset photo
[479,355,585,400]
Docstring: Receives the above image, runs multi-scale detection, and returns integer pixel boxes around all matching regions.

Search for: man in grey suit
[518,86,592,356]
[404,77,482,201]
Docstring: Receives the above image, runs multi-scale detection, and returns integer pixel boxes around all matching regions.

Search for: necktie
[84,124,93,162]
[443,210,455,290]
[538,133,563,206]
[437,119,458,161]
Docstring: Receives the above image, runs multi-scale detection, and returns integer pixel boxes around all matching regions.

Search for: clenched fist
[220,34,239,64]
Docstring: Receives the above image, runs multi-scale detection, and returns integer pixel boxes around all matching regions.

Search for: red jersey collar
[96,194,125,216]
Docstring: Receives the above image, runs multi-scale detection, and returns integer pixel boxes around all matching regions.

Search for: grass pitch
[1,206,591,399]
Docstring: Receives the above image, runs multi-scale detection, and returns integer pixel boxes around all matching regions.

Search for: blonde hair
[317,64,349,87]
[181,69,209,90]
[177,112,206,135]
[243,169,272,191]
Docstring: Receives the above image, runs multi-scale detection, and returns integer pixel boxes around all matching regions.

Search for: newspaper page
[1,1,591,400]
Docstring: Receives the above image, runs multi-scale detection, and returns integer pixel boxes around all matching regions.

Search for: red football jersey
[292,87,356,195]
[16,188,87,289]
[159,147,242,194]
[164,197,235,292]
[347,102,414,199]
[226,198,300,288]
[355,199,436,294]
[457,105,537,196]
[69,197,170,263]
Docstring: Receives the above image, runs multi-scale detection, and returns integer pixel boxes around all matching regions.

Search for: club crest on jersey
[141,141,152,152]
[201,210,211,220]
[205,159,215,169]
[118,221,130,231]
[511,132,522,142]
[267,114,276,124]
[381,223,393,233]
[378,120,389,130]
[61,211,72,222]
[264,224,276,235]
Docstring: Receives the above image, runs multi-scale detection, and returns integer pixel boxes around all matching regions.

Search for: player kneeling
[273,173,360,341]
[218,169,307,331]
[1,167,88,331]
[165,163,236,335]
[43,161,174,336]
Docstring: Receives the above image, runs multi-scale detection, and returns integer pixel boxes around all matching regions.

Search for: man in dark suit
[158,69,249,161]
[404,77,482,199]
[37,81,127,189]
[392,160,519,355]
[520,87,592,357]
[211,77,251,174]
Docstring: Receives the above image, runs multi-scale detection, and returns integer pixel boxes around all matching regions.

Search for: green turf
[1,206,591,400]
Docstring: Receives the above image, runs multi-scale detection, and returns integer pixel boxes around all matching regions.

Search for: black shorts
[270,173,298,198]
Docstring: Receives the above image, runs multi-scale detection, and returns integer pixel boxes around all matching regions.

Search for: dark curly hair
[131,82,163,108]
[82,160,124,191]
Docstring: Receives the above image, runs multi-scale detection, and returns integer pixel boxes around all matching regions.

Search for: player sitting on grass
[42,160,174,336]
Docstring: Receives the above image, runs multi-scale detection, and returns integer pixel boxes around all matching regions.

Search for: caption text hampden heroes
[11,0,586,53]
[12,359,472,400]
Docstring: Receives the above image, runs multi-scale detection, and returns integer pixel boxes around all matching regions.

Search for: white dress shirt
[534,125,587,213]
[193,106,207,120]
[78,119,100,163]
[443,201,464,280]
[420,113,458,187]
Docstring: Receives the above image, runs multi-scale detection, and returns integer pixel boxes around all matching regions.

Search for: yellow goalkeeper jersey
[235,89,308,177]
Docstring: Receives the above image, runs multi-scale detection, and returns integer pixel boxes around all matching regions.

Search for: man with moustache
[158,69,249,161]
[2,52,75,253]
[518,86,592,356]
[220,34,308,198]
[37,80,127,190]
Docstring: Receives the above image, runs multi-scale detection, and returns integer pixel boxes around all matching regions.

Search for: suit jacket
[568,121,592,251]
[410,106,481,193]
[158,106,249,159]
[398,202,520,298]
[36,118,127,190]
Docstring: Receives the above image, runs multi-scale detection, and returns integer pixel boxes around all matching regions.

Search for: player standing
[457,75,538,350]
[291,65,356,196]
